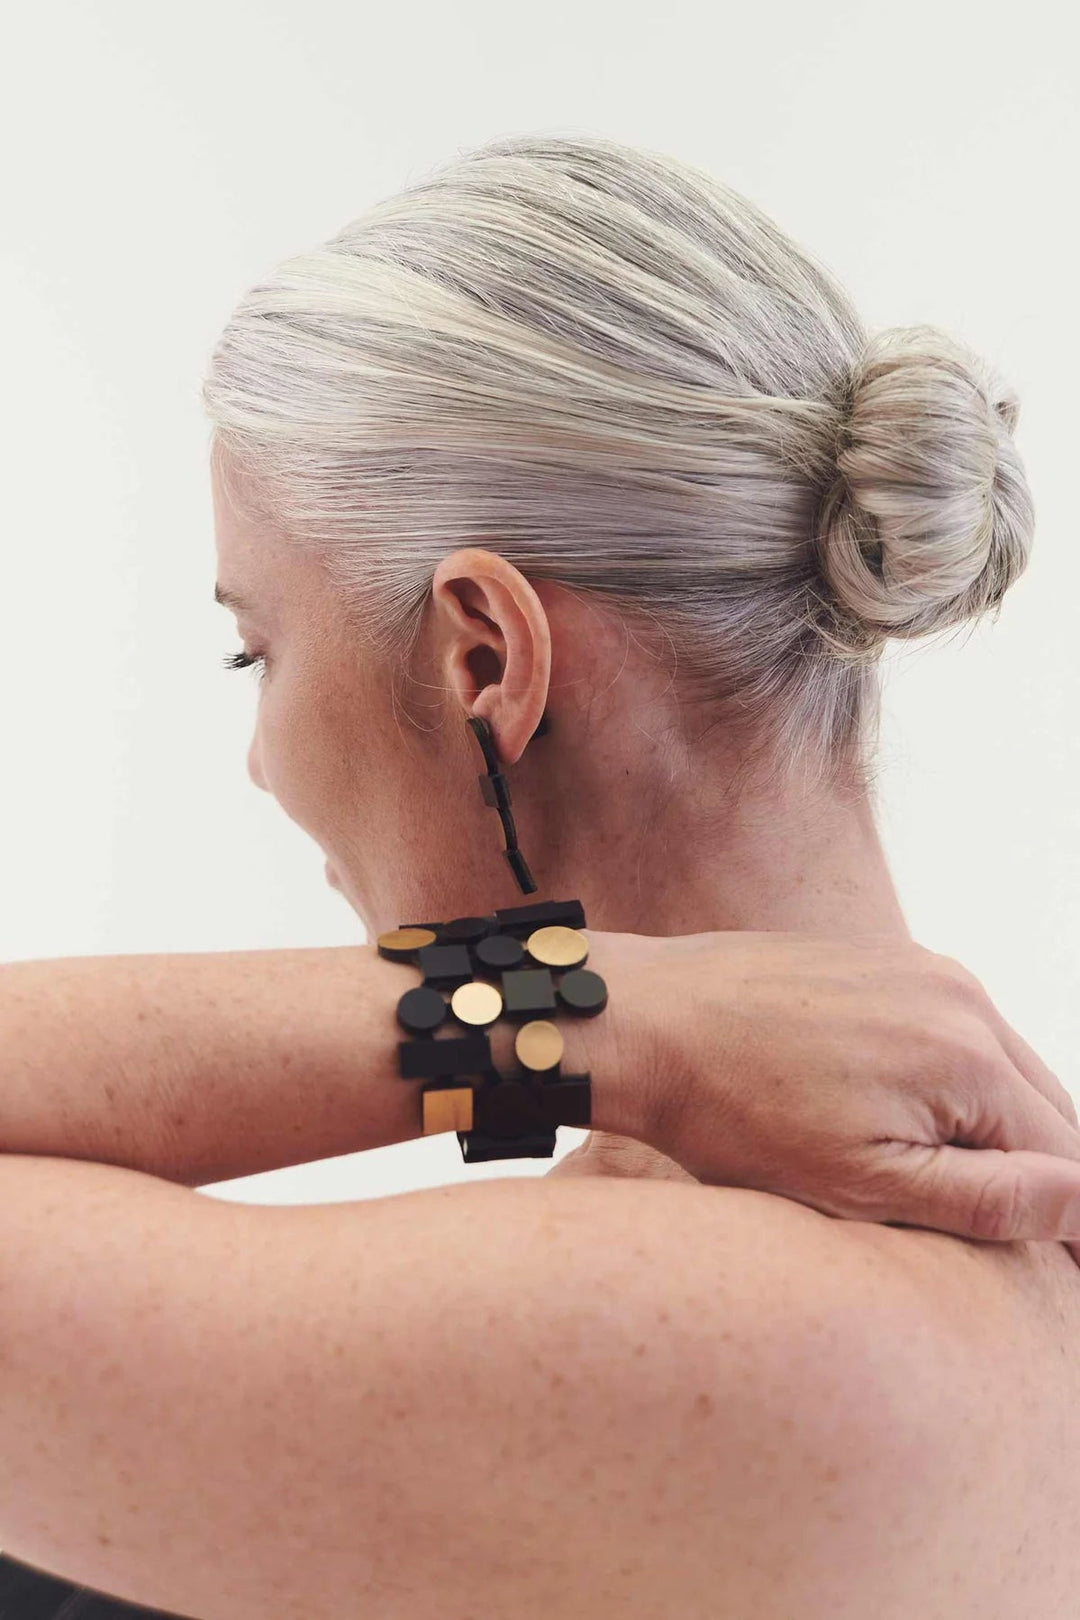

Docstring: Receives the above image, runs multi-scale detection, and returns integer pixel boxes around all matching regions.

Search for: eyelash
[222,649,267,682]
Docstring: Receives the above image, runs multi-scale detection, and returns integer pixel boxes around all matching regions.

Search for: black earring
[467,710,549,896]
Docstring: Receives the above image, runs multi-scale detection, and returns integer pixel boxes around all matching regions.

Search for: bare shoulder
[548,1140,1080,1613]
[601,1172,1080,1617]
[3,1153,1079,1620]
[0,1153,959,1620]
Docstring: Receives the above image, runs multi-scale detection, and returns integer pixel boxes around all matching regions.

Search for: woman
[1,133,1078,1618]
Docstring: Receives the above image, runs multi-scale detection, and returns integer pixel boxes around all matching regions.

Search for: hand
[582,929,1080,1255]
[547,1131,700,1184]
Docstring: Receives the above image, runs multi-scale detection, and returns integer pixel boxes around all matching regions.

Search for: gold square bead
[422,1086,475,1135]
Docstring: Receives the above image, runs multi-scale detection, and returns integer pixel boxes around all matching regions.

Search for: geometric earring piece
[466,713,542,898]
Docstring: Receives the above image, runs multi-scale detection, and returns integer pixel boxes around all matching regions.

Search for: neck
[517,737,911,943]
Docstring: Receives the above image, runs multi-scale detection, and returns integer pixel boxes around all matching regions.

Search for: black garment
[0,1554,189,1619]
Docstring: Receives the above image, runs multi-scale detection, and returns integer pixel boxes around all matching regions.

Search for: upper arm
[0,1155,973,1620]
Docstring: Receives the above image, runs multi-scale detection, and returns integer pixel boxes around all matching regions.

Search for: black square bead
[492,898,586,935]
[479,771,513,813]
[397,1031,493,1080]
[417,942,474,989]
[500,966,557,1018]
[457,1128,557,1162]
[473,1077,546,1137]
[537,1075,591,1129]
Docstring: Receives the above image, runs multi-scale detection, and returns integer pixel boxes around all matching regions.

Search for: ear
[430,548,551,766]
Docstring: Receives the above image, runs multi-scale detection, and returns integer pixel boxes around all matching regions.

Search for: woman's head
[204,133,1035,935]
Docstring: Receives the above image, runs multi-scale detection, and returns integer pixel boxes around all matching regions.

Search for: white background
[1,0,1076,1206]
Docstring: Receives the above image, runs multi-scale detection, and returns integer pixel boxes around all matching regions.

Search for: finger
[965,1054,1080,1163]
[871,1141,1080,1244]
[951,973,1080,1128]
[992,1018,1078,1130]
[545,1146,592,1178]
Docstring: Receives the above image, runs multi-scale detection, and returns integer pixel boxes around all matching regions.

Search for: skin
[5,429,1080,1620]
[212,441,905,1180]
[211,447,909,1030]
[213,463,913,946]
[210,445,1080,1613]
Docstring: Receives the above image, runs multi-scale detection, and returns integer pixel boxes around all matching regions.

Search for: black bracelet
[377,898,606,1162]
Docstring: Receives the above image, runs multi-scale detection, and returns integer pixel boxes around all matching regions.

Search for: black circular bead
[473,932,526,972]
[440,915,496,946]
[556,968,608,1016]
[396,985,449,1035]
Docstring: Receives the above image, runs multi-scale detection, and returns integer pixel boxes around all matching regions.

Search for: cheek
[253,674,341,831]
[251,650,470,891]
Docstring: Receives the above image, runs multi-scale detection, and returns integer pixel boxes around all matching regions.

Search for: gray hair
[201,133,1035,791]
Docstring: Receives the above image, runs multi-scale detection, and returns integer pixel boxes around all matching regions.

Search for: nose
[247,735,269,793]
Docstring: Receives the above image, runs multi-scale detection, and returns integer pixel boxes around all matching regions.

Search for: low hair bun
[813,325,1035,653]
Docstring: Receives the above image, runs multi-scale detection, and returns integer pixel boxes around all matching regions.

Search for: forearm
[0,937,637,1187]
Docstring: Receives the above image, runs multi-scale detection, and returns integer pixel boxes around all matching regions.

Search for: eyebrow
[214,583,252,613]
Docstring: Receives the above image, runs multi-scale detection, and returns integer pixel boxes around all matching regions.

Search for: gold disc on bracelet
[450,980,504,1027]
[525,925,589,969]
[377,926,438,959]
[515,1018,564,1071]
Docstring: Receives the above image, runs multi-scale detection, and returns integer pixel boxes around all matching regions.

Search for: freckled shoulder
[3,1154,1076,1619]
